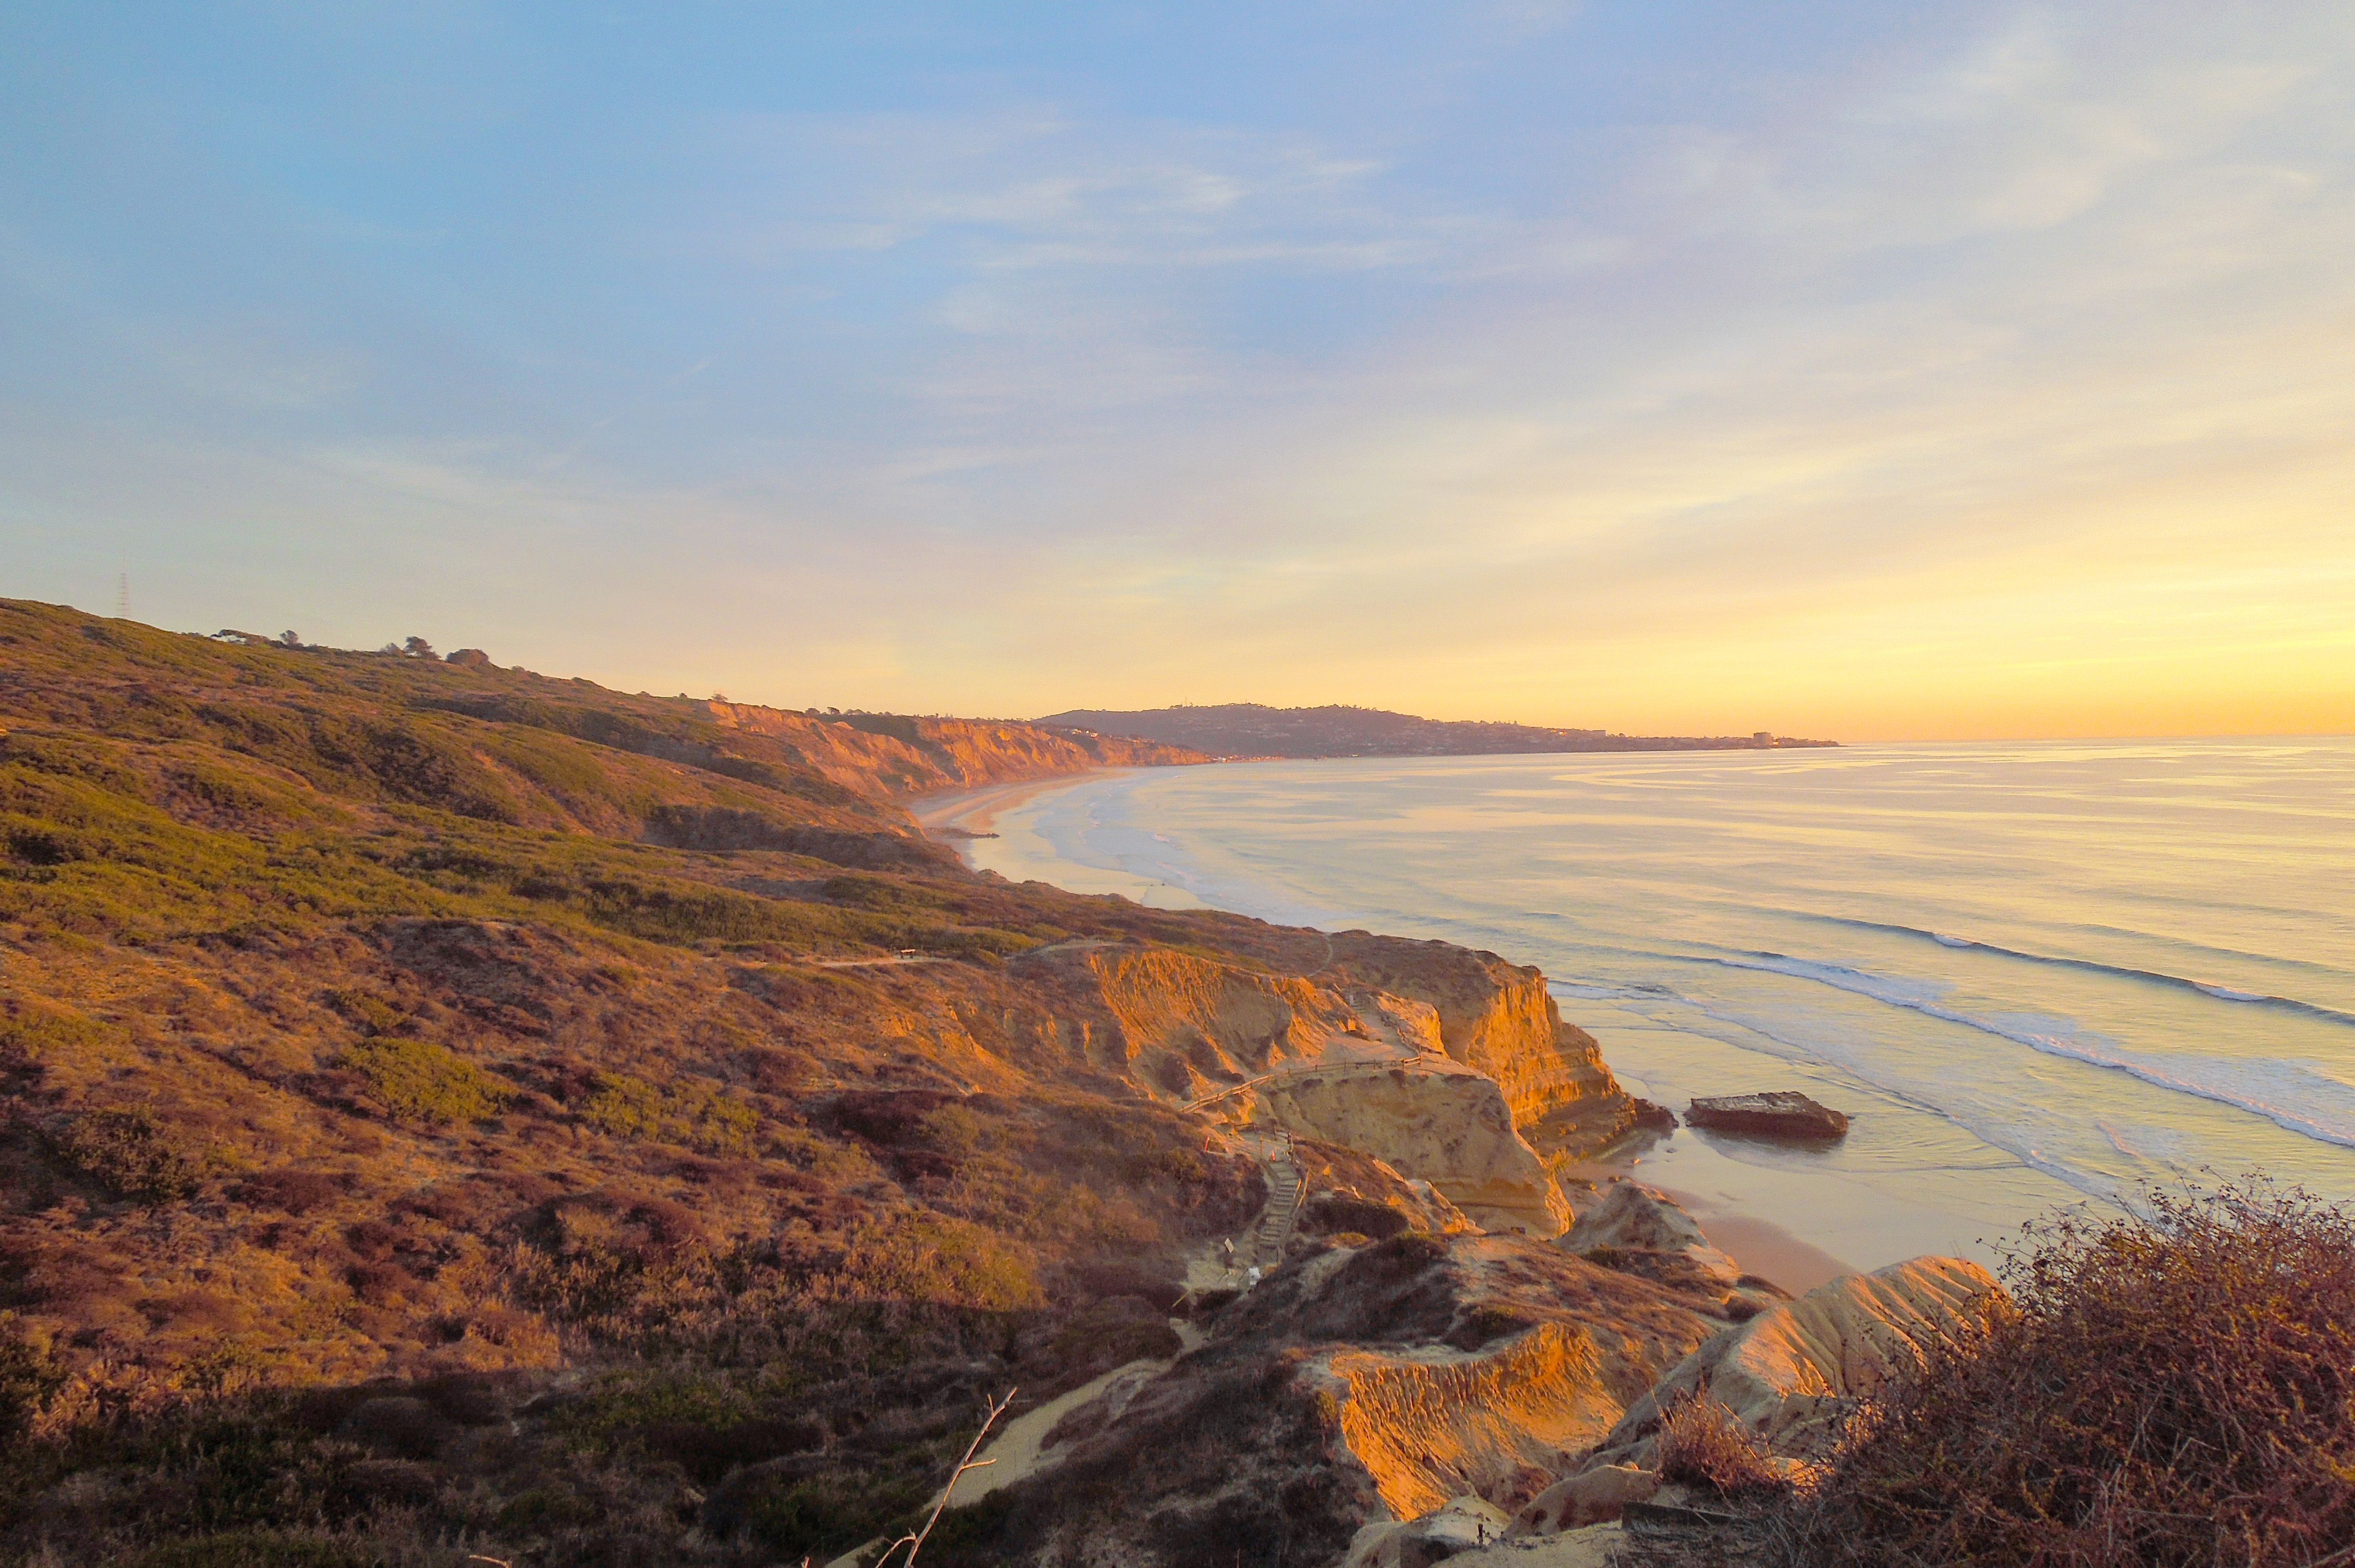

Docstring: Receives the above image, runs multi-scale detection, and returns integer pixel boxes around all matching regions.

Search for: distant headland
[1034,702,1838,759]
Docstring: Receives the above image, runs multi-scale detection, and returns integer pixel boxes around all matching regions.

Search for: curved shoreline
[916,769,1871,1293]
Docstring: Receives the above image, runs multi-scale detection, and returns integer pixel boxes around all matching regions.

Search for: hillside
[0,599,1667,1567]
[1036,703,1836,758]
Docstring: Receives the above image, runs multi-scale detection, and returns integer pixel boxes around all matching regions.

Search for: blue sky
[5,3,2351,737]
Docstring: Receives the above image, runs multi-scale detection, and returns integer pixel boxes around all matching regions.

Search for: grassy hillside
[0,601,1300,1566]
[0,600,1640,1568]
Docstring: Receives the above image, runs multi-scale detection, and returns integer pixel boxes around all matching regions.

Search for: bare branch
[870,1386,1019,1568]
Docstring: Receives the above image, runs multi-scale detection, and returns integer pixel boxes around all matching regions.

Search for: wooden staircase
[1246,1134,1303,1272]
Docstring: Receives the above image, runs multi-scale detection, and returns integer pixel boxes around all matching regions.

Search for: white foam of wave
[1582,980,2131,1205]
[1715,951,2355,1151]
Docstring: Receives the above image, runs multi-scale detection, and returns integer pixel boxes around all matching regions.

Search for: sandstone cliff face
[1246,1063,1572,1236]
[1315,1323,1641,1521]
[1583,1255,2003,1469]
[1320,936,1632,1151]
[1025,944,1573,1235]
[936,1232,1720,1568]
[1556,1182,1744,1294]
[704,702,1202,795]
[1079,945,1367,1083]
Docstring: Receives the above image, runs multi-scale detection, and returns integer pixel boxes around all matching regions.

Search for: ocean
[930,739,2355,1277]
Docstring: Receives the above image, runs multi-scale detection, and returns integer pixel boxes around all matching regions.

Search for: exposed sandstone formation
[1580,1256,2003,1471]
[1245,1061,1572,1236]
[1686,1090,1850,1141]
[1556,1182,1743,1294]
[1063,944,1370,1086]
[1513,1463,1660,1532]
[1291,1140,1475,1240]
[1343,1494,1514,1567]
[1314,1324,1634,1520]
[938,1232,1720,1567]
[1021,942,1590,1234]
[1314,935,1633,1149]
[706,701,1205,795]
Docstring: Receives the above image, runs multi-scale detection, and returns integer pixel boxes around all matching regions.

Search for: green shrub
[0,996,108,1063]
[744,1469,928,1563]
[338,1037,514,1124]
[580,1071,758,1155]
[836,1212,1042,1312]
[0,1332,65,1441]
[549,1368,756,1449]
[321,988,405,1036]
[50,1107,210,1201]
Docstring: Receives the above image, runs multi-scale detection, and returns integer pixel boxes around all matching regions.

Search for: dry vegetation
[1655,1392,1784,1500]
[0,600,1306,1565]
[1773,1182,2355,1567]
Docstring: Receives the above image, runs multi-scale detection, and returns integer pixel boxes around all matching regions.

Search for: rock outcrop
[1291,1140,1477,1239]
[705,700,1207,794]
[1071,944,1370,1086]
[1686,1091,1850,1141]
[1028,943,1579,1234]
[1514,1464,1660,1532]
[1579,1256,2003,1470]
[1556,1183,1743,1294]
[1343,1494,1514,1567]
[1318,935,1635,1149]
[1245,1061,1572,1235]
[943,1232,1721,1567]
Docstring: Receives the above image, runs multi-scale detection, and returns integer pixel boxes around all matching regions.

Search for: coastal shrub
[0,1332,67,1441]
[0,996,110,1064]
[579,1071,758,1156]
[1774,1182,2355,1567]
[109,1533,390,1568]
[548,1368,757,1451]
[49,1108,211,1201]
[1655,1390,1784,1497]
[337,1037,513,1124]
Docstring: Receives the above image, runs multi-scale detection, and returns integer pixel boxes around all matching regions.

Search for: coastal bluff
[703,699,1206,793]
[0,597,1793,1568]
[1021,936,1648,1233]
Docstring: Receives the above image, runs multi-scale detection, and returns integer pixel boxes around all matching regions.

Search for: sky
[3,2,2350,741]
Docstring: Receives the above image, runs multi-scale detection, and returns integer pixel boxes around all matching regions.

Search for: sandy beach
[910,775,1094,841]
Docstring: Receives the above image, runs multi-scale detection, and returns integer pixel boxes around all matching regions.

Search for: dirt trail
[952,1357,1173,1508]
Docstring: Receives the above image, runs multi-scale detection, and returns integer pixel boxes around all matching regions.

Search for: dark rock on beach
[1686,1091,1850,1141]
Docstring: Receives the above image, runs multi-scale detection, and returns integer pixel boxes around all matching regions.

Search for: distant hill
[1035,703,1836,758]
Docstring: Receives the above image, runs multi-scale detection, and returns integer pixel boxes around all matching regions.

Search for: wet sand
[911,775,1099,843]
[1675,1206,1856,1295]
[914,773,1208,908]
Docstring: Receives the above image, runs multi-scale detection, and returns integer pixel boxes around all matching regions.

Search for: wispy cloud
[4,1,2351,737]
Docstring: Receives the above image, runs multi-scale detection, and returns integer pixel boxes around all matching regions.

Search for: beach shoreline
[913,767,1950,1291]
[910,774,1121,843]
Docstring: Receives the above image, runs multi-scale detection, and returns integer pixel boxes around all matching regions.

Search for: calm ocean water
[954,740,2355,1271]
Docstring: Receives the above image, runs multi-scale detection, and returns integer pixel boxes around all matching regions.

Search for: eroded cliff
[1314,935,1641,1151]
[1020,942,1590,1234]
[706,702,1205,795]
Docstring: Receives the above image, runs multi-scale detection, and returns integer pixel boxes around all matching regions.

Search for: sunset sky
[5,3,2350,740]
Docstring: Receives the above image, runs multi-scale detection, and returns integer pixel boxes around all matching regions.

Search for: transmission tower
[117,571,130,618]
